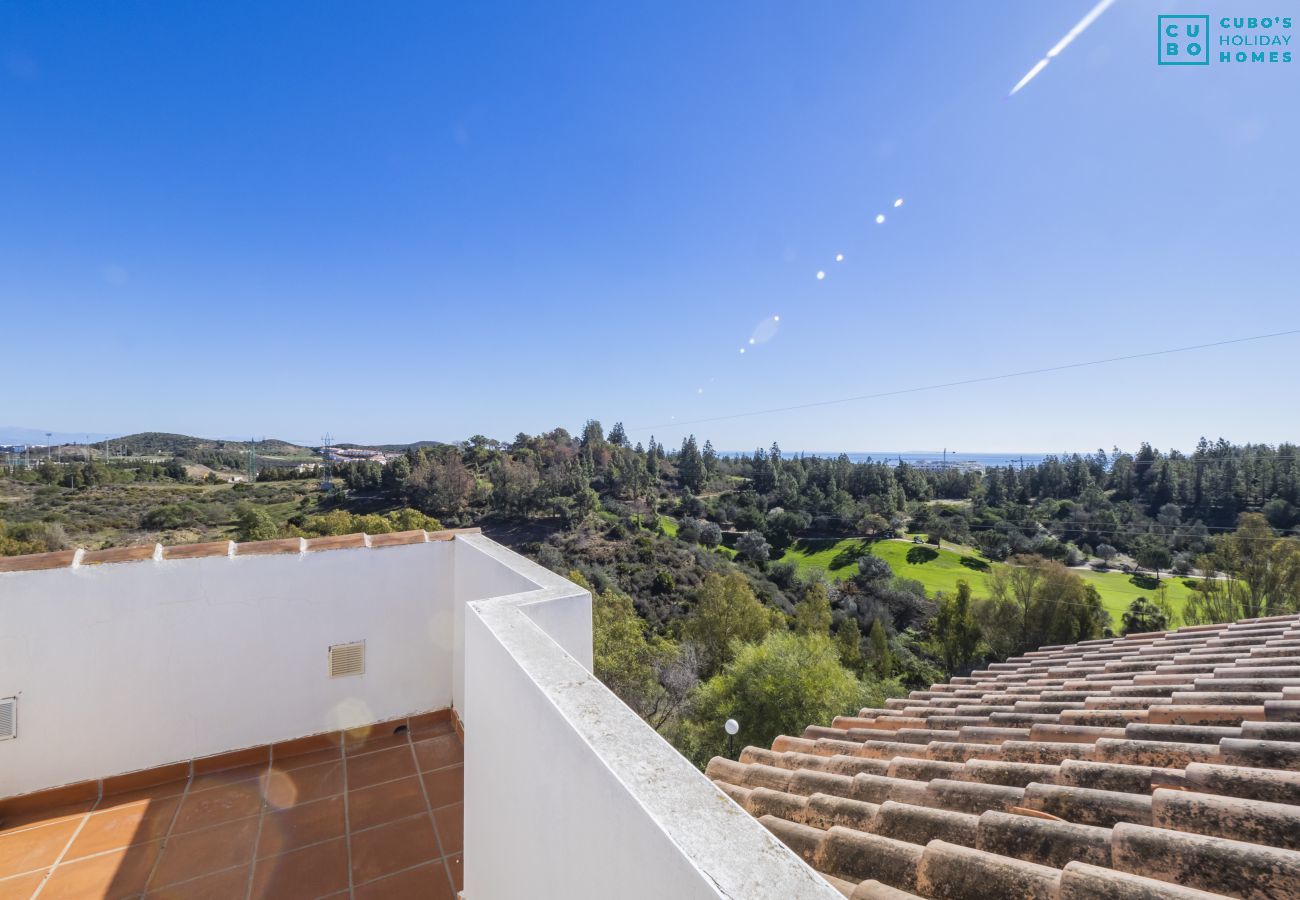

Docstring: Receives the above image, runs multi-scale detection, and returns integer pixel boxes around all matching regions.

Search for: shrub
[234,506,278,542]
[141,503,202,531]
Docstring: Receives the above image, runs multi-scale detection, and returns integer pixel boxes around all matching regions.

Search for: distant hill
[90,432,310,456]
[81,432,450,457]
[349,440,446,452]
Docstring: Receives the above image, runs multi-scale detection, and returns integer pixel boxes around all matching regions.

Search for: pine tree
[793,583,833,636]
[835,618,863,674]
[678,435,705,492]
[867,618,893,679]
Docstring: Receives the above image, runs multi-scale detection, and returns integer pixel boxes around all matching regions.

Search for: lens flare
[816,270,825,280]
[835,253,844,262]
[875,214,885,225]
[893,198,903,208]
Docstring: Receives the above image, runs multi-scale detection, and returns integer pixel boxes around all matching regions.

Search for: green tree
[234,505,278,541]
[1134,536,1172,580]
[931,580,982,673]
[574,571,699,731]
[834,617,863,674]
[677,435,706,492]
[867,618,894,679]
[678,631,882,767]
[736,530,772,567]
[793,583,833,637]
[1120,596,1170,635]
[1224,513,1300,618]
[1184,515,1300,623]
[682,572,777,675]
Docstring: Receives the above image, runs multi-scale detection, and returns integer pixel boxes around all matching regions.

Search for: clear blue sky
[3,2,1296,453]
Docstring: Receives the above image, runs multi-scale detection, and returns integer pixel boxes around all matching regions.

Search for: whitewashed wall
[1,533,842,900]
[458,534,841,900]
[0,541,453,797]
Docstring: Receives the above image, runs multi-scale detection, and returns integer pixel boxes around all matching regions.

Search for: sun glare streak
[1010,0,1117,95]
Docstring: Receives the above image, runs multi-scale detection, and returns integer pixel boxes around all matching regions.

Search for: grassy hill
[776,537,1198,626]
[92,432,311,457]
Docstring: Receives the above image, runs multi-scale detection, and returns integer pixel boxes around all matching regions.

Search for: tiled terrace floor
[0,712,464,899]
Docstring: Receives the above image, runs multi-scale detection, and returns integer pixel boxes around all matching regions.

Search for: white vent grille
[0,698,14,741]
[329,641,365,678]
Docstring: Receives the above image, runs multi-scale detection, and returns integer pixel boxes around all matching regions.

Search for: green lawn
[775,537,1197,627]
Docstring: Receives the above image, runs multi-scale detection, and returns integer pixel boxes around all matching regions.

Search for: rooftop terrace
[0,529,838,899]
[9,529,1300,898]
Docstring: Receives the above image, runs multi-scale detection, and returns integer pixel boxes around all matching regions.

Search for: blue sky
[2,2,1296,453]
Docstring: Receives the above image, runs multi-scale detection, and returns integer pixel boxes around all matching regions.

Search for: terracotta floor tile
[421,766,463,810]
[412,734,462,773]
[0,803,91,838]
[0,869,48,899]
[102,764,190,800]
[148,817,257,888]
[256,796,345,859]
[99,780,188,809]
[262,761,343,810]
[407,710,454,739]
[250,837,349,900]
[271,733,340,763]
[0,783,97,821]
[345,746,416,791]
[349,815,439,886]
[187,762,268,794]
[267,747,340,773]
[353,861,453,900]
[343,722,410,756]
[0,819,80,879]
[433,803,463,855]
[171,782,262,834]
[41,840,162,900]
[348,777,426,832]
[145,864,249,899]
[65,797,179,861]
[192,746,269,777]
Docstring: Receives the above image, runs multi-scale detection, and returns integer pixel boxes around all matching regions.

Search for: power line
[632,328,1300,433]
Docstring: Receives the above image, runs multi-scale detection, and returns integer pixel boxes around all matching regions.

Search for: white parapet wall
[0,539,455,797]
[1,532,842,899]
[458,534,842,900]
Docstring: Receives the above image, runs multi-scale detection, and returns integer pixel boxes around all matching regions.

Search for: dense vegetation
[5,427,1299,765]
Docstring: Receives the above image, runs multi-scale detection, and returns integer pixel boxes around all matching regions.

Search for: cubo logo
[1159,14,1210,65]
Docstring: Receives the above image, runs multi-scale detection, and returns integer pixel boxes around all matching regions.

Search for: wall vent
[329,641,365,678]
[0,697,14,741]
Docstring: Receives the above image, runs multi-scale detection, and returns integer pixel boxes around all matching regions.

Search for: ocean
[721,451,1058,468]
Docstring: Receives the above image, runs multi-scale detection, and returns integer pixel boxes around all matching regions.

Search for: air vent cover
[0,697,15,741]
[329,641,365,678]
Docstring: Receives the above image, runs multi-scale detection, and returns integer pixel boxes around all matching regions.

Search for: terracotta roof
[0,527,480,573]
[708,613,1300,899]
